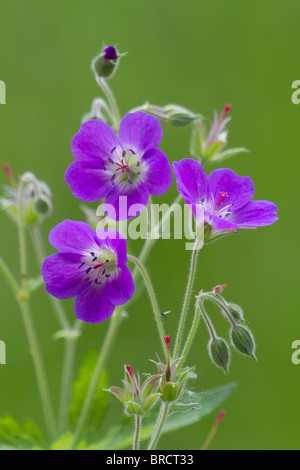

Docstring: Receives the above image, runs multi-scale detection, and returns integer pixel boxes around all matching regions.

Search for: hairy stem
[128,254,167,357]
[173,239,201,360]
[148,402,169,450]
[177,303,201,370]
[95,76,121,130]
[133,415,142,450]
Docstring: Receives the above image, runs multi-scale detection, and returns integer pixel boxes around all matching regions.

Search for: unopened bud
[163,105,201,127]
[213,284,227,293]
[227,303,244,322]
[231,326,256,359]
[92,45,120,79]
[209,338,230,375]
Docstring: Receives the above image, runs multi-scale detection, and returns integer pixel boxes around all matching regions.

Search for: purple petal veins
[173,158,278,234]
[42,221,135,323]
[65,112,173,220]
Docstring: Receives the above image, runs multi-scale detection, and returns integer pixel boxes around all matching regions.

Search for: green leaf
[27,275,44,292]
[0,415,45,450]
[90,382,236,450]
[69,348,109,440]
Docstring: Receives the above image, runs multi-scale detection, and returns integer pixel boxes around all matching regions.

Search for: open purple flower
[41,220,134,323]
[65,112,173,220]
[173,159,278,238]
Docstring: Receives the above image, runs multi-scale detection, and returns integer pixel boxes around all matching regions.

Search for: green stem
[173,239,201,361]
[58,335,77,433]
[198,300,218,341]
[17,181,56,440]
[95,76,121,130]
[0,257,21,296]
[69,308,123,449]
[148,402,169,450]
[128,254,167,357]
[18,297,57,440]
[177,303,201,370]
[133,415,142,450]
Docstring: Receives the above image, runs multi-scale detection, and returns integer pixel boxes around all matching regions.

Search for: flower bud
[161,382,179,403]
[163,105,201,127]
[227,303,244,322]
[231,326,256,359]
[92,45,120,79]
[0,169,53,227]
[209,338,230,375]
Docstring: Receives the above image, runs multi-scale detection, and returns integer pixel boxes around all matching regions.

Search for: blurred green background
[0,0,299,450]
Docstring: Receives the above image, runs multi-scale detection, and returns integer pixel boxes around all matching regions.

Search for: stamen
[111,146,116,153]
[78,262,85,269]
[92,257,98,262]
[129,149,136,155]
[85,277,90,281]
[122,150,126,158]
[215,191,228,212]
[86,267,92,274]
[108,157,115,164]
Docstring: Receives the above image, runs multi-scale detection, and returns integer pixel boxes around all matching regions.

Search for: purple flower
[65,112,173,220]
[41,220,135,323]
[173,159,278,237]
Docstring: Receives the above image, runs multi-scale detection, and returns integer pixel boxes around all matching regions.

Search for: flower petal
[119,112,163,155]
[74,284,115,323]
[42,253,90,299]
[173,159,209,205]
[72,120,120,166]
[141,149,173,196]
[49,220,99,255]
[106,266,135,306]
[203,211,239,233]
[208,168,255,210]
[105,181,149,221]
[65,161,113,202]
[231,200,278,227]
[95,229,128,267]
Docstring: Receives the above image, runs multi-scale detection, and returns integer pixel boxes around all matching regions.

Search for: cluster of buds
[196,285,256,375]
[92,45,121,80]
[107,364,161,416]
[0,165,53,227]
[155,336,190,403]
[108,336,191,415]
[190,104,248,163]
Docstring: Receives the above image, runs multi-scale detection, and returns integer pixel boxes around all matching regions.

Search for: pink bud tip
[2,163,18,189]
[220,104,231,121]
[216,410,226,426]
[214,283,227,293]
[164,336,171,350]
[126,365,133,378]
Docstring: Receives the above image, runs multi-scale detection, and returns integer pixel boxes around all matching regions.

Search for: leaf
[90,382,236,450]
[69,348,109,440]
[0,415,45,450]
[27,275,44,292]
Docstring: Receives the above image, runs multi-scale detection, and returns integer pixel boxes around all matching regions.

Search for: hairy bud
[209,338,231,375]
[231,326,256,359]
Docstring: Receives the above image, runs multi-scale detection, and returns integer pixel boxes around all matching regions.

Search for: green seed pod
[209,338,230,375]
[164,105,200,127]
[228,303,244,322]
[231,326,256,359]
